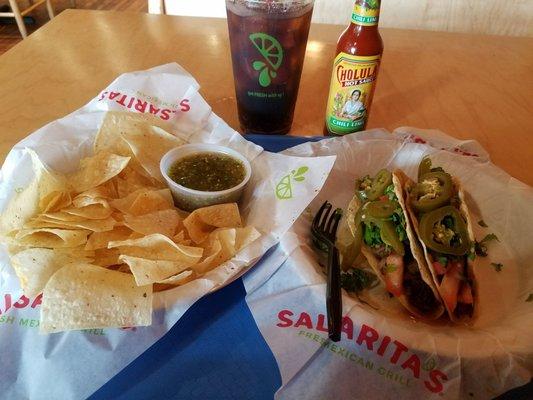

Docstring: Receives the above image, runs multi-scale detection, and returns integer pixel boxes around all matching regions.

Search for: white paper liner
[0,63,335,399]
[243,129,533,399]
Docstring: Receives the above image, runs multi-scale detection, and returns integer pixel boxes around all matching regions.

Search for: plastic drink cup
[226,0,314,134]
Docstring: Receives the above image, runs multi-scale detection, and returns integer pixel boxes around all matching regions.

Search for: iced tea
[226,0,314,134]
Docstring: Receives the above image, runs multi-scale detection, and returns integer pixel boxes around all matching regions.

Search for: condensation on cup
[226,0,314,134]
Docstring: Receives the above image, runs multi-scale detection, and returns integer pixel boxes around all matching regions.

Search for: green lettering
[19,318,29,327]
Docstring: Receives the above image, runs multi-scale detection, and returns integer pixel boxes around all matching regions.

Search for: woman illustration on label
[341,89,366,120]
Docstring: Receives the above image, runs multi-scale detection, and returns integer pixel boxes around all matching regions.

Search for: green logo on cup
[275,166,308,200]
[249,32,284,87]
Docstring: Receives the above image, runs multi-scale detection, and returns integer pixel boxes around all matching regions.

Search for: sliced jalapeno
[419,206,470,256]
[349,204,365,257]
[336,197,363,269]
[411,171,453,213]
[355,176,372,202]
[364,216,405,256]
[365,169,392,201]
[418,157,432,181]
[365,200,398,219]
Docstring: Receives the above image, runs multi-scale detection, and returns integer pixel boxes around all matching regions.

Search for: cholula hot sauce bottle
[324,0,383,136]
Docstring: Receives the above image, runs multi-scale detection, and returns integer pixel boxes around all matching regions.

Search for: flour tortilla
[347,171,445,320]
[403,174,478,323]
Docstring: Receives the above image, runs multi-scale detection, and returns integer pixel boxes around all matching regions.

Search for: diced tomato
[458,282,474,304]
[379,195,389,201]
[432,261,447,275]
[383,253,404,297]
[439,260,463,313]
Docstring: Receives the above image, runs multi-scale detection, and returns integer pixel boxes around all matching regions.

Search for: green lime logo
[275,166,308,200]
[249,32,283,87]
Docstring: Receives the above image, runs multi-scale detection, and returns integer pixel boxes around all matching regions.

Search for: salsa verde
[168,152,245,192]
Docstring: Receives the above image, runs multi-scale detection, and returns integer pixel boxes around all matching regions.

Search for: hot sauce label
[325,53,380,135]
[352,0,380,26]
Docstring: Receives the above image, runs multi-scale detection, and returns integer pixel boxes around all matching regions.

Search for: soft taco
[336,169,445,320]
[404,157,477,323]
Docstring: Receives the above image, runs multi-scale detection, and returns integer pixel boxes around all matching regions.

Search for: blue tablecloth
[90,135,530,400]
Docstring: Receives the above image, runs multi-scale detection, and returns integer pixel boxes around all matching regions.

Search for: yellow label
[352,0,380,26]
[325,53,380,135]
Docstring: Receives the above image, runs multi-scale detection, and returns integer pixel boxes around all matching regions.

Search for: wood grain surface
[0,10,531,185]
[0,0,146,52]
[312,0,533,37]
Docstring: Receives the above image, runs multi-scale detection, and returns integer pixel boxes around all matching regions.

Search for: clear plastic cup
[160,144,252,211]
[226,0,315,134]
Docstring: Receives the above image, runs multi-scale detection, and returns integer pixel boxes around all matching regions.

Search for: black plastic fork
[311,201,342,342]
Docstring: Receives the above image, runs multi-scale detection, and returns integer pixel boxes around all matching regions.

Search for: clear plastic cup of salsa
[160,144,252,211]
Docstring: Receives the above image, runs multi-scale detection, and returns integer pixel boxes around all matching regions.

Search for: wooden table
[0,9,531,185]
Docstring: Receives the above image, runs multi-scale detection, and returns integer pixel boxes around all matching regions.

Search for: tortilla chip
[85,226,133,250]
[39,191,72,213]
[15,228,90,248]
[119,255,191,286]
[93,248,122,267]
[10,247,94,297]
[110,189,174,216]
[157,270,194,285]
[64,205,113,220]
[100,180,119,199]
[25,214,116,232]
[70,151,130,193]
[193,228,237,274]
[235,226,261,251]
[74,185,114,201]
[183,203,242,244]
[94,111,171,155]
[0,149,66,234]
[120,125,186,181]
[71,195,108,208]
[94,112,176,181]
[153,270,195,291]
[128,189,174,216]
[173,230,192,246]
[40,263,152,333]
[108,233,203,263]
[116,166,165,198]
[124,209,182,237]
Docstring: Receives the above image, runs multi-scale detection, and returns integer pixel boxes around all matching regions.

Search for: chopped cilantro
[474,233,499,257]
[363,222,383,247]
[482,233,499,242]
[478,220,488,228]
[384,184,397,201]
[391,207,407,243]
[490,262,503,272]
[526,294,533,302]
[437,255,448,266]
[341,268,378,293]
